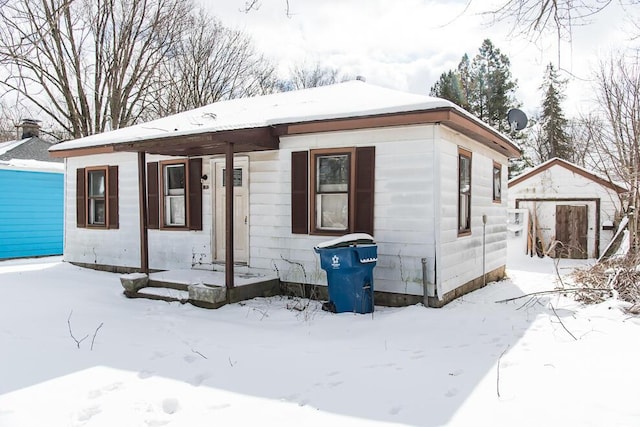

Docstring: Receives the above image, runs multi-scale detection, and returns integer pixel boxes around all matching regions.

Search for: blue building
[0,120,64,259]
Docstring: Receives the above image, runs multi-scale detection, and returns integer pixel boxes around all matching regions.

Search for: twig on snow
[496,288,611,304]
[497,345,510,398]
[90,323,104,351]
[549,303,577,341]
[67,310,88,349]
[192,349,208,359]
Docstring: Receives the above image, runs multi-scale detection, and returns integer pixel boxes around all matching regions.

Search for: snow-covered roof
[0,138,29,156]
[0,158,64,173]
[508,157,627,193]
[51,81,517,155]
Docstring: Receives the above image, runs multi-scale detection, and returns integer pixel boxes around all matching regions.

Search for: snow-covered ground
[1,251,639,426]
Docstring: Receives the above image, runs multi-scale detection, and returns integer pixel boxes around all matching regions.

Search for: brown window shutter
[354,146,375,235]
[76,168,86,228]
[147,162,159,229]
[107,166,119,229]
[291,151,309,234]
[188,158,203,231]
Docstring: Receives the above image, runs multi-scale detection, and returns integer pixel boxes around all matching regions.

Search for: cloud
[205,0,637,118]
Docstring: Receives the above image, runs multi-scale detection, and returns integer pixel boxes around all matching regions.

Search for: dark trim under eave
[49,107,520,159]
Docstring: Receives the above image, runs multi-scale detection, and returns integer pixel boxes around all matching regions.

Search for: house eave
[49,108,520,159]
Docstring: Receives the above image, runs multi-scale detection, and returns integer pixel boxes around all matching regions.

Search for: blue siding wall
[0,169,64,259]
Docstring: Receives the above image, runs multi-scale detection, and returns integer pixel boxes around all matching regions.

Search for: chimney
[17,119,40,139]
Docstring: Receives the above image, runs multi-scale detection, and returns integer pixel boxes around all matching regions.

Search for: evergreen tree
[430,39,519,134]
[429,70,466,108]
[539,63,572,161]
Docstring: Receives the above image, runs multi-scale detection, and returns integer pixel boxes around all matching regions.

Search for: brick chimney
[17,119,40,139]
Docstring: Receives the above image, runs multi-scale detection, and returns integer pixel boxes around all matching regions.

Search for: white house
[508,157,626,259]
[50,81,520,307]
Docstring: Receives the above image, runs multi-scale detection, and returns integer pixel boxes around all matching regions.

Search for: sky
[207,0,637,119]
[1,248,640,425]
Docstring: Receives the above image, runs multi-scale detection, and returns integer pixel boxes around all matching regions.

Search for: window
[493,162,502,202]
[87,169,106,225]
[76,166,118,229]
[291,147,375,236]
[146,158,202,230]
[458,148,471,234]
[163,162,186,226]
[315,152,351,231]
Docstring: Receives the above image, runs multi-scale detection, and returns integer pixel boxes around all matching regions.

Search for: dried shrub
[572,253,640,305]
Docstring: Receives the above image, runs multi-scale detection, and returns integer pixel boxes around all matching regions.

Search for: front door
[213,157,248,264]
[555,204,588,259]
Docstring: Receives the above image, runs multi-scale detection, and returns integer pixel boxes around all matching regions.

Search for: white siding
[247,125,438,296]
[65,153,141,268]
[508,164,622,258]
[65,153,214,270]
[63,122,511,301]
[436,126,509,297]
[147,154,213,270]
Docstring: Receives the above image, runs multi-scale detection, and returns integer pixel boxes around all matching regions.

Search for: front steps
[120,270,280,309]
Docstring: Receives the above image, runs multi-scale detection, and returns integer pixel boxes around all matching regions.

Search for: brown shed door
[555,205,588,259]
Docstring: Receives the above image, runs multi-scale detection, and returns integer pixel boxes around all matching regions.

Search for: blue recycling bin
[314,234,377,314]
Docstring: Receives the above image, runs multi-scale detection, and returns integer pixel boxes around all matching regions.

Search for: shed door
[555,205,588,259]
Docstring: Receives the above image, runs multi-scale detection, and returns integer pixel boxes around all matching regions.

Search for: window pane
[493,166,501,200]
[317,193,348,230]
[459,153,471,231]
[88,170,105,197]
[90,199,105,225]
[318,155,349,192]
[222,168,243,187]
[459,156,470,193]
[166,164,185,195]
[165,195,185,226]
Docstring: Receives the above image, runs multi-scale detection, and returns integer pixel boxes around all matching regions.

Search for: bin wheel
[322,301,336,313]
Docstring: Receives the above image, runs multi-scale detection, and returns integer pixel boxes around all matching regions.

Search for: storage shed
[508,158,626,259]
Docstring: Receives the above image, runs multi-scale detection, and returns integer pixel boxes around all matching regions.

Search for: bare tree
[582,52,640,250]
[483,0,640,41]
[151,10,278,116]
[0,0,192,138]
[279,61,350,91]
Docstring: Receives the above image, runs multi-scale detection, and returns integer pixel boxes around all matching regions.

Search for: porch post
[137,152,149,273]
[225,142,235,289]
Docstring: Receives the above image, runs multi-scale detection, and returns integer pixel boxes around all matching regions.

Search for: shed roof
[508,157,628,194]
[50,81,521,158]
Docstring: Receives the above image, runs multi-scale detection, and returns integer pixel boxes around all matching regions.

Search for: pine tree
[539,63,572,161]
[429,70,466,108]
[430,39,519,134]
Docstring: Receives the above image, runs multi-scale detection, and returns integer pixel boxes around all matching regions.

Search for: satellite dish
[507,108,528,132]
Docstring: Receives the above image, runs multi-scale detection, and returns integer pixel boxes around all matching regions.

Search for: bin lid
[314,233,375,249]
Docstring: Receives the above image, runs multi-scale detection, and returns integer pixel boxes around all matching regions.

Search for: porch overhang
[50,125,282,158]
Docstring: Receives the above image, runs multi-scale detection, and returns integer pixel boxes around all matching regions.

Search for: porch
[121,268,280,309]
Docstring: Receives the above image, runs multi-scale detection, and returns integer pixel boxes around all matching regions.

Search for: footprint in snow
[190,372,211,386]
[445,388,459,398]
[389,406,402,415]
[162,397,180,415]
[448,369,463,376]
[138,370,154,379]
[76,405,101,423]
[183,354,197,364]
